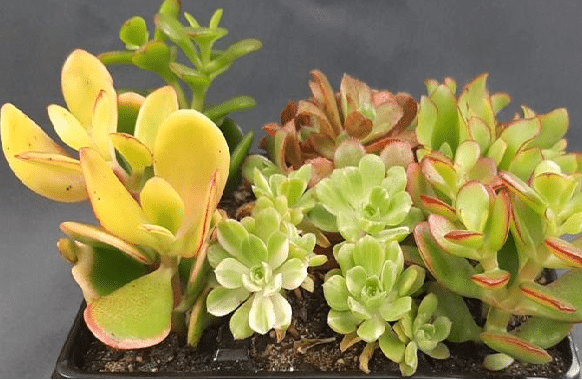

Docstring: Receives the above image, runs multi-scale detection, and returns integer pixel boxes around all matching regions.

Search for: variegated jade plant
[1,48,230,348]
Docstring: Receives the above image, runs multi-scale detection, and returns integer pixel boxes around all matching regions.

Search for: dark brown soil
[81,277,572,378]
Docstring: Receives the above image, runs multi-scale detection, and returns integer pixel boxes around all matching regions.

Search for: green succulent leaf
[206,286,249,317]
[84,266,173,349]
[328,309,360,335]
[379,329,406,363]
[249,295,276,335]
[481,332,551,365]
[229,297,254,339]
[357,316,386,343]
[120,16,149,50]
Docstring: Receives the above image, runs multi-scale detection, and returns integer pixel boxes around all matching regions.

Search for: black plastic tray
[52,302,581,378]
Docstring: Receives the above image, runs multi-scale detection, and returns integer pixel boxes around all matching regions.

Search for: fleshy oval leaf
[1,104,87,202]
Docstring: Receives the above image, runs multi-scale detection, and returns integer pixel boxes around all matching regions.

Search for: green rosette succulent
[323,235,438,375]
[381,293,451,376]
[251,164,316,226]
[206,207,315,339]
[314,154,422,243]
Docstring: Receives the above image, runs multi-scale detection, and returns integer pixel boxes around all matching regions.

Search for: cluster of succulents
[3,1,582,377]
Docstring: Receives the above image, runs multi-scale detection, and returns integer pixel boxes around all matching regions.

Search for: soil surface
[81,277,572,378]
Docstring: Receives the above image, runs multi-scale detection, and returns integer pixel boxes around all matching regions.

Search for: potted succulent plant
[1,1,581,378]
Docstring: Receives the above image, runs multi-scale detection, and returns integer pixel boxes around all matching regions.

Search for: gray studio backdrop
[2,1,582,377]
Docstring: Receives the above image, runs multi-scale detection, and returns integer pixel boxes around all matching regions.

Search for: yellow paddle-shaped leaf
[61,49,116,129]
[109,132,153,175]
[80,147,154,247]
[140,177,185,235]
[48,104,93,150]
[154,110,230,235]
[134,86,179,151]
[90,90,116,161]
[1,103,87,202]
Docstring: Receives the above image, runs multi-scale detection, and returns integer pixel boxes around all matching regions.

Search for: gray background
[1,0,582,377]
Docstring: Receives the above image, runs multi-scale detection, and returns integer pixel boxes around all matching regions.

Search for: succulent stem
[484,307,511,333]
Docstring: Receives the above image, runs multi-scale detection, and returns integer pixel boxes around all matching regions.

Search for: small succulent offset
[323,236,445,375]
[206,207,315,339]
[383,293,452,376]
[248,70,418,186]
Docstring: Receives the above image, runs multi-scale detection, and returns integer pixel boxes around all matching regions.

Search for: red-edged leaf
[406,162,433,209]
[309,70,342,135]
[444,230,483,249]
[471,269,510,289]
[545,237,582,268]
[520,281,576,314]
[499,171,546,214]
[421,195,457,221]
[481,332,551,364]
[414,222,482,298]
[84,266,173,349]
[420,153,457,198]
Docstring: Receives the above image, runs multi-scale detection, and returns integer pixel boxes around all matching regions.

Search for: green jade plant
[101,0,261,192]
[409,74,582,370]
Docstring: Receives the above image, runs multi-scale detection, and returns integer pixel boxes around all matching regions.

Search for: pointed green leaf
[481,332,551,364]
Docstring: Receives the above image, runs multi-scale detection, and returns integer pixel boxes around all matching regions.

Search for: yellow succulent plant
[0,49,183,202]
[1,48,231,349]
